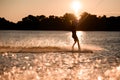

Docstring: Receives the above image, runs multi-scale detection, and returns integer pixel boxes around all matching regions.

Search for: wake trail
[0,45,106,53]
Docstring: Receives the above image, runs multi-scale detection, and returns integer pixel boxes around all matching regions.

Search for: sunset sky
[0,0,120,22]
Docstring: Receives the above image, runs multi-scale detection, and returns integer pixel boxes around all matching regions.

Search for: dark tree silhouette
[0,18,15,30]
[78,12,120,31]
[0,12,120,31]
[62,13,77,30]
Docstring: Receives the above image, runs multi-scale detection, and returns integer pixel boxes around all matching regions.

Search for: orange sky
[0,0,120,22]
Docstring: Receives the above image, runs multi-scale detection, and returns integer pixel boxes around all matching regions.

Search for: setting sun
[71,0,82,18]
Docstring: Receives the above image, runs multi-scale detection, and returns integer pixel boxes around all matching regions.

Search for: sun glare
[76,31,83,43]
[71,0,82,18]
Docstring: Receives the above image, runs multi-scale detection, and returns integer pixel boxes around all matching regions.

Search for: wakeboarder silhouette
[71,20,81,51]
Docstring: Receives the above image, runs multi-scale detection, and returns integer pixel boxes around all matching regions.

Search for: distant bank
[0,12,120,31]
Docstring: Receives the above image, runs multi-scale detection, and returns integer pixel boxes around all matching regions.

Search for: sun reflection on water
[0,31,120,80]
[69,31,84,44]
[77,31,84,43]
[0,51,120,80]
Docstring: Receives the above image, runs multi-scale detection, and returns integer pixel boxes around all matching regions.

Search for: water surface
[0,30,120,80]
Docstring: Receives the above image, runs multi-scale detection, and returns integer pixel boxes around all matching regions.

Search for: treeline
[0,12,120,31]
[79,12,120,31]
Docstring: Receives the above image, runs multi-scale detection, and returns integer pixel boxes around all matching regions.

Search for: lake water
[0,30,120,80]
